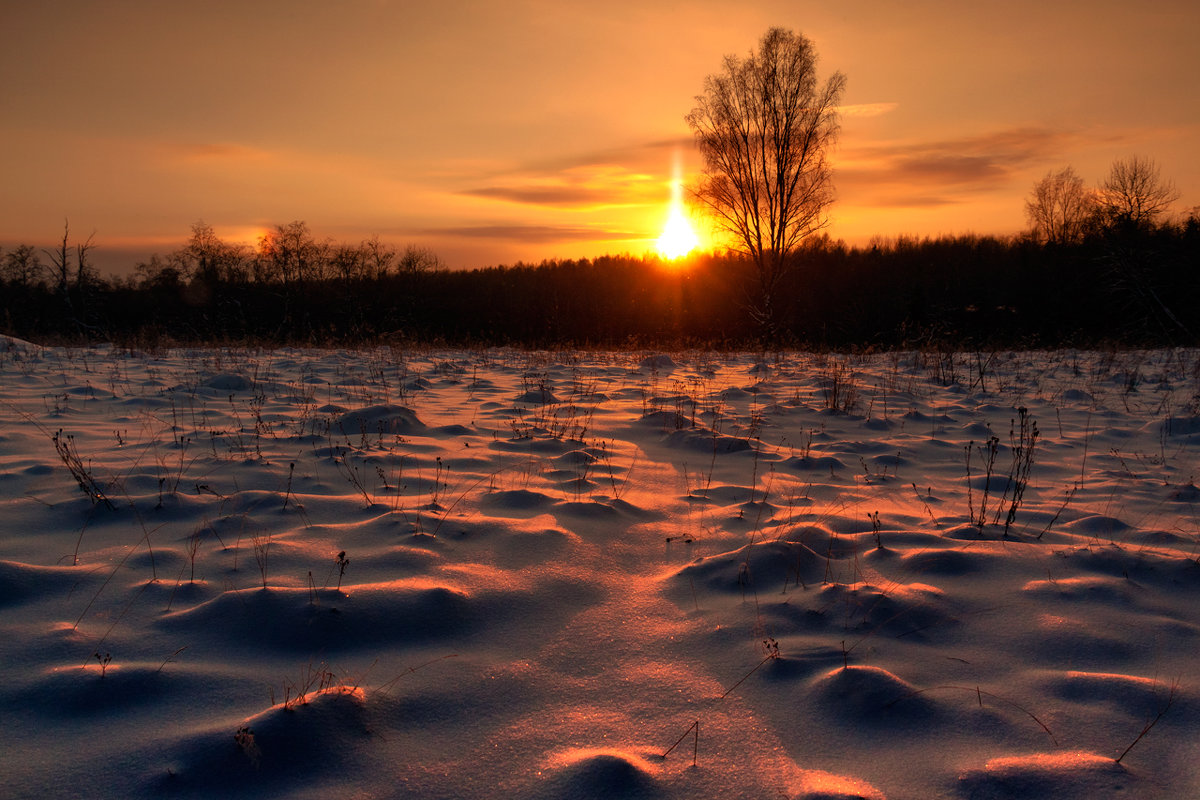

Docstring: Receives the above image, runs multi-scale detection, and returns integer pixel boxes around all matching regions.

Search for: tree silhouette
[255,221,328,287]
[179,221,248,285]
[1093,158,1188,340]
[1,245,44,290]
[1024,166,1094,244]
[43,220,74,299]
[686,27,845,338]
[396,244,443,274]
[1099,156,1179,230]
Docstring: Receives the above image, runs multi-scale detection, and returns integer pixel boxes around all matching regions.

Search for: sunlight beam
[656,152,699,260]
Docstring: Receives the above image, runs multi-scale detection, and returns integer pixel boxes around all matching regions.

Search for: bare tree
[255,221,328,285]
[38,219,100,333]
[396,244,442,274]
[177,221,246,285]
[1024,166,1095,244]
[362,234,396,279]
[1099,156,1179,230]
[44,219,73,298]
[330,243,367,283]
[134,254,185,290]
[686,27,846,334]
[1185,206,1200,235]
[1092,158,1189,341]
[75,231,97,291]
[1,244,45,289]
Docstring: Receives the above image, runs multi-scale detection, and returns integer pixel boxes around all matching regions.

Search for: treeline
[2,216,1199,349]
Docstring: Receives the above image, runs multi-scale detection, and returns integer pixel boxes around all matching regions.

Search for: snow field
[1,338,1198,798]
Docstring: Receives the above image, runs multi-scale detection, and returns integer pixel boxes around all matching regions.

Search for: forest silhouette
[2,215,1197,350]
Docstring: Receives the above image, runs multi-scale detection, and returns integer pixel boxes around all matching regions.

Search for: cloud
[424,224,646,244]
[866,195,961,209]
[531,137,693,173]
[886,154,1007,185]
[460,186,611,208]
[457,137,691,209]
[838,102,899,118]
[459,167,663,209]
[460,174,660,209]
[160,141,275,165]
[836,126,1083,207]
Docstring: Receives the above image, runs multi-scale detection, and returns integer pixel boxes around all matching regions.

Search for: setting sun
[656,157,700,260]
[657,206,700,260]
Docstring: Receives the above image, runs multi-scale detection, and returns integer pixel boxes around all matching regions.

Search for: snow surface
[1,344,1198,799]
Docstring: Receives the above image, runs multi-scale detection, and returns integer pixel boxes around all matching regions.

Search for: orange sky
[2,0,1197,273]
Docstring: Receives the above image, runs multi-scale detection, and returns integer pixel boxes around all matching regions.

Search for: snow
[1,345,1197,798]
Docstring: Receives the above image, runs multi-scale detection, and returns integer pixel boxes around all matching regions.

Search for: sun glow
[655,155,700,260]
[657,207,700,260]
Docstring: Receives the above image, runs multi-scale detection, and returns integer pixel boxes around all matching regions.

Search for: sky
[2,0,1197,274]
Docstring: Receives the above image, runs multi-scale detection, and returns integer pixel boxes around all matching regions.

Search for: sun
[657,206,700,260]
[655,154,700,260]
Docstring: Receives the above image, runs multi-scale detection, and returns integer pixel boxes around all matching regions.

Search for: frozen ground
[1,338,1198,799]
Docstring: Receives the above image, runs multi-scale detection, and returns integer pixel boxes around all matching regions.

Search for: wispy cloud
[838,102,899,118]
[458,138,691,210]
[423,224,646,244]
[159,141,276,165]
[866,195,960,209]
[461,186,618,208]
[528,138,692,173]
[836,126,1084,207]
[460,169,660,210]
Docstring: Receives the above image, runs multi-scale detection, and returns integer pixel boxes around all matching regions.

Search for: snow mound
[788,768,887,800]
[1063,515,1133,536]
[783,454,846,472]
[1021,576,1137,605]
[1058,544,1200,585]
[1047,670,1187,717]
[810,666,937,723]
[0,334,42,352]
[333,404,425,435]
[405,376,433,391]
[557,500,623,519]
[159,687,371,794]
[33,664,194,717]
[1168,482,1200,502]
[515,387,560,404]
[663,427,753,454]
[900,548,985,576]
[1020,615,1136,665]
[719,386,753,400]
[159,584,477,651]
[956,751,1132,799]
[199,373,252,391]
[554,448,600,466]
[0,560,89,607]
[638,410,692,430]
[639,354,677,373]
[814,581,955,639]
[481,489,558,512]
[675,540,827,594]
[539,749,662,799]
